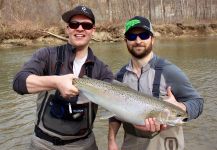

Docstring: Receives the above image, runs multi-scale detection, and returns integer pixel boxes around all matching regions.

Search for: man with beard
[108,16,203,150]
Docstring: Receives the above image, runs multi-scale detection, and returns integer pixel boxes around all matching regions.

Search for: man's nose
[77,24,84,30]
[135,36,142,44]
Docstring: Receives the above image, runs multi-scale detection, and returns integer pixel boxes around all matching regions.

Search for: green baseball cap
[125,16,154,36]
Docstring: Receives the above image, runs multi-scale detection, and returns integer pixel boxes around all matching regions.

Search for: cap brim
[62,10,94,24]
[125,25,153,36]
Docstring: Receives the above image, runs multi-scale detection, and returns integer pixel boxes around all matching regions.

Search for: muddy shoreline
[1,23,217,49]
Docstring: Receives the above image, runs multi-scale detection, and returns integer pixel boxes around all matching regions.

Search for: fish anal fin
[77,91,91,104]
[99,110,116,120]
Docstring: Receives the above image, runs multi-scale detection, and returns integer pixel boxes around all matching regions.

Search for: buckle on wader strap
[34,126,91,145]
[150,131,160,138]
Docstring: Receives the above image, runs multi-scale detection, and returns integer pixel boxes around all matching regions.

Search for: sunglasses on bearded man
[125,32,151,41]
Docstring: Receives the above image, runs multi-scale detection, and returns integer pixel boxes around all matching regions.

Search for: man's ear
[65,26,70,35]
[151,36,155,45]
[91,26,96,33]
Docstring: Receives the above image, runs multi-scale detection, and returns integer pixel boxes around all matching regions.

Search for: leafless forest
[0,0,217,26]
[0,0,216,43]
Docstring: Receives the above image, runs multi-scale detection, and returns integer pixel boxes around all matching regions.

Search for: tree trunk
[148,0,152,21]
[107,0,112,22]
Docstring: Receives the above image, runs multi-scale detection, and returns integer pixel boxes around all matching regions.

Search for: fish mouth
[166,117,188,126]
[157,108,188,126]
[157,116,188,126]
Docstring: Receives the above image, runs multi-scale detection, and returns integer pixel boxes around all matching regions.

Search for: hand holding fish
[134,118,167,132]
[164,86,187,112]
[134,86,186,132]
[26,73,78,97]
[56,74,79,98]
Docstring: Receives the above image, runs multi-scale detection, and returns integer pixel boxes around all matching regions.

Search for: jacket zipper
[137,68,143,92]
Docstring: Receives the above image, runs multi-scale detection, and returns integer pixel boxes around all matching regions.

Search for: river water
[0,37,217,150]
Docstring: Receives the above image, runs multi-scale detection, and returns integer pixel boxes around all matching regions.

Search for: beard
[127,42,153,59]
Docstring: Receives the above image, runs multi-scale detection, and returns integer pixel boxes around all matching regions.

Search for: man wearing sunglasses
[13,5,113,150]
[108,16,203,150]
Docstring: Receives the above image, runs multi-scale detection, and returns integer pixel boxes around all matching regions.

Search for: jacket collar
[67,43,95,64]
[126,53,157,72]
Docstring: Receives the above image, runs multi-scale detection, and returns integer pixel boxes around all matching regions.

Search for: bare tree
[161,0,166,23]
[195,0,198,20]
[107,0,112,22]
[148,0,152,21]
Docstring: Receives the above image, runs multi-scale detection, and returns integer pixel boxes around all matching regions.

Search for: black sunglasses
[68,21,94,30]
[125,32,151,41]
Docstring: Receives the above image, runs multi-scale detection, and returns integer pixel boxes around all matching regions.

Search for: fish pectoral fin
[99,110,116,120]
[146,110,159,118]
[146,109,170,124]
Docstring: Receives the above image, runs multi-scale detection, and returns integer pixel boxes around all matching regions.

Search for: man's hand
[164,86,187,112]
[134,87,182,132]
[134,118,167,132]
[56,74,79,98]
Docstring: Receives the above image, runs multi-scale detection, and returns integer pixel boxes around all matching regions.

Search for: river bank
[0,23,217,49]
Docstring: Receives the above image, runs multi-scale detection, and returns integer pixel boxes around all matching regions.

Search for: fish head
[157,107,188,126]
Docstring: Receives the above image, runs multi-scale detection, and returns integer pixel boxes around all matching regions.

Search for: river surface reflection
[0,37,217,150]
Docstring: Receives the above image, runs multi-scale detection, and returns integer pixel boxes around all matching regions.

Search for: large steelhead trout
[73,77,188,126]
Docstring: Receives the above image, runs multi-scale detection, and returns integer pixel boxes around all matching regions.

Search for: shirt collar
[67,43,95,64]
[126,53,157,72]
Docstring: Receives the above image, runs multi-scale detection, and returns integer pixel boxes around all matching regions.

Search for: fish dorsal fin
[99,109,116,120]
[82,75,89,79]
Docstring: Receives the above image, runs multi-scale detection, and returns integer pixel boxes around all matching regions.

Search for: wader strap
[55,45,65,75]
[36,45,65,128]
[54,45,65,104]
[85,64,93,78]
[36,91,48,126]
[116,65,128,82]
[84,64,94,130]
[152,58,165,98]
[34,126,91,145]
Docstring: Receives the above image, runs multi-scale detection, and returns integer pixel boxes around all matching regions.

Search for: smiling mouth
[74,34,85,38]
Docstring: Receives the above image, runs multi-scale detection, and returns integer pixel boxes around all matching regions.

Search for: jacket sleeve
[163,63,204,121]
[13,47,50,95]
[94,58,114,83]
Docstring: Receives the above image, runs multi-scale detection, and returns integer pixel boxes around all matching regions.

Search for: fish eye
[177,114,182,117]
